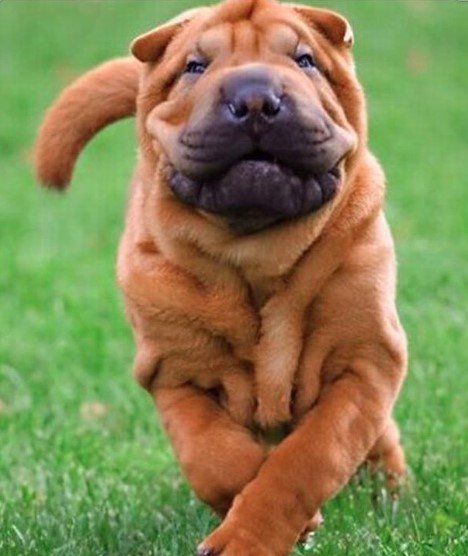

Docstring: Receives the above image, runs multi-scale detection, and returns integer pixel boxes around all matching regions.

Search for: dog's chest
[246,275,286,312]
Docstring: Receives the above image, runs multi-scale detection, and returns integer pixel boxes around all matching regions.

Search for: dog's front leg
[198,351,405,555]
[254,232,352,429]
[153,385,266,517]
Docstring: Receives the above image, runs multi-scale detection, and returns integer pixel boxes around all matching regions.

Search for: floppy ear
[286,4,354,48]
[131,7,209,63]
[35,57,140,189]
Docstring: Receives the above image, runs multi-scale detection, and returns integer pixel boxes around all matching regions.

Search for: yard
[0,1,466,554]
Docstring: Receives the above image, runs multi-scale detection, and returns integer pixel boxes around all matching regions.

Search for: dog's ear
[131,7,210,63]
[286,4,354,49]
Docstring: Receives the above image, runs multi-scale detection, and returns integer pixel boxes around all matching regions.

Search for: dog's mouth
[167,151,341,234]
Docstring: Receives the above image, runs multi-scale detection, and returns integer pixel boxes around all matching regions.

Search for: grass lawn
[0,1,467,554]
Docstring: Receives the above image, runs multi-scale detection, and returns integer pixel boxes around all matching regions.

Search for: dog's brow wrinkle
[294,36,301,55]
[264,22,298,55]
[254,27,261,53]
[233,20,257,55]
[195,41,210,61]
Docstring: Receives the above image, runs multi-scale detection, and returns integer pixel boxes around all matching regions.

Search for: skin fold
[35,0,408,554]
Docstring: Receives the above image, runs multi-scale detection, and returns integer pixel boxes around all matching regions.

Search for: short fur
[35,1,407,554]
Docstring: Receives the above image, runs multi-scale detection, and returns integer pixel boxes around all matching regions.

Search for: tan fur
[35,1,407,554]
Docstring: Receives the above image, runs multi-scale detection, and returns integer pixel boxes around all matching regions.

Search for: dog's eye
[295,53,316,70]
[185,60,208,75]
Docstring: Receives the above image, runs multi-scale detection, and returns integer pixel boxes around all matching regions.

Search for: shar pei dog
[35,0,408,554]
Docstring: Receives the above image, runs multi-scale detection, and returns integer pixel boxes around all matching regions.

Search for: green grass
[0,1,467,554]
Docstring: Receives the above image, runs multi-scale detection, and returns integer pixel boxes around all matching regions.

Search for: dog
[35,0,408,554]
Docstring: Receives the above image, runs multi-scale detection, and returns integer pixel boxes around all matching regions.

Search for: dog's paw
[299,510,324,542]
[255,395,291,429]
[224,396,256,428]
[197,523,275,556]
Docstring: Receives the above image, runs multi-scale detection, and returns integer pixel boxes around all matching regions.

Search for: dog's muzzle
[168,67,354,233]
[169,160,340,233]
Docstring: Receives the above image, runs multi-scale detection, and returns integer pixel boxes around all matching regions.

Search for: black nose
[223,68,283,122]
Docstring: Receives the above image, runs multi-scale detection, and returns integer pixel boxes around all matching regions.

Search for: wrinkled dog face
[135,0,360,233]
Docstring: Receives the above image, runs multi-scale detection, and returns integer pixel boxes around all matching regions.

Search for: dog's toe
[196,548,217,556]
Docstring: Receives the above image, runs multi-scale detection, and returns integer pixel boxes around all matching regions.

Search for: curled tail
[35,57,140,189]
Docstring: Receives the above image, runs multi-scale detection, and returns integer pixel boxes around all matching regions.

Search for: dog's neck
[135,149,383,293]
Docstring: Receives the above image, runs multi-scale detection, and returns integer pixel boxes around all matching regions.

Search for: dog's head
[35,0,367,237]
[134,0,364,233]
